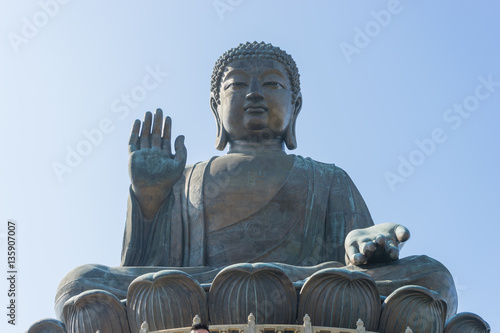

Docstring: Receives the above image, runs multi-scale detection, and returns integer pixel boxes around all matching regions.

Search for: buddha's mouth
[244,106,268,114]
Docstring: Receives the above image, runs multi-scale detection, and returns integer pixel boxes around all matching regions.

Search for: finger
[395,225,410,243]
[139,111,153,149]
[151,108,163,148]
[386,240,400,260]
[353,253,367,265]
[128,119,141,152]
[346,245,367,265]
[173,135,187,164]
[346,245,359,265]
[374,234,386,247]
[359,241,376,257]
[162,116,172,154]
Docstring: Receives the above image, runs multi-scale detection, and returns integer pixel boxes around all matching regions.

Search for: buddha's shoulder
[292,155,348,175]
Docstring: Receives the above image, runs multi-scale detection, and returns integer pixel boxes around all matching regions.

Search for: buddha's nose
[246,78,264,102]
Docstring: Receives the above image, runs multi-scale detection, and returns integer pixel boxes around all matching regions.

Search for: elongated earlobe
[211,95,228,151]
[284,94,302,150]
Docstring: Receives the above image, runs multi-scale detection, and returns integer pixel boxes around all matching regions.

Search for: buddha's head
[210,42,302,151]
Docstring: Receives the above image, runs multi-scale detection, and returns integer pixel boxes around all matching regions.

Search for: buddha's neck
[227,139,286,155]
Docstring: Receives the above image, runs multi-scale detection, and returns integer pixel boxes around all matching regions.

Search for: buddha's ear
[284,92,302,150]
[210,93,228,151]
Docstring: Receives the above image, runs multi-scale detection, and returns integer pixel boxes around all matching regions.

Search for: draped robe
[121,155,374,269]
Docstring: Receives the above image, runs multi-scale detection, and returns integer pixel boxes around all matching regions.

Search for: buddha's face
[217,59,296,142]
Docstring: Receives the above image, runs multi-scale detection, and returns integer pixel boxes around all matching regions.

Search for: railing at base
[136,314,398,333]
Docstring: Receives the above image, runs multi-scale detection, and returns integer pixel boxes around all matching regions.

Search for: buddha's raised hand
[129,109,187,220]
[344,223,410,266]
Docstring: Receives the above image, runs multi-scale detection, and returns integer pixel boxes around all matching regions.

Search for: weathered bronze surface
[37,41,487,332]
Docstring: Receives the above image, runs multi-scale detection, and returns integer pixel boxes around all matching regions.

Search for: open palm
[129,109,187,219]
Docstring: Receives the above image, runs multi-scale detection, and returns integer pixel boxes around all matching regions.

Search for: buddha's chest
[203,154,294,231]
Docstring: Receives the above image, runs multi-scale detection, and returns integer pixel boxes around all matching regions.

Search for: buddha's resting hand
[129,108,187,220]
[344,223,410,266]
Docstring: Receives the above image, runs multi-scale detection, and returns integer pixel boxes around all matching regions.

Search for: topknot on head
[210,41,301,104]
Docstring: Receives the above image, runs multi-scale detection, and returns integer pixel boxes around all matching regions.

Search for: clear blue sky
[1,0,499,331]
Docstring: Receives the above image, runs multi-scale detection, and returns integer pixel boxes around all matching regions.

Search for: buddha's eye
[225,81,247,90]
[263,81,284,89]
